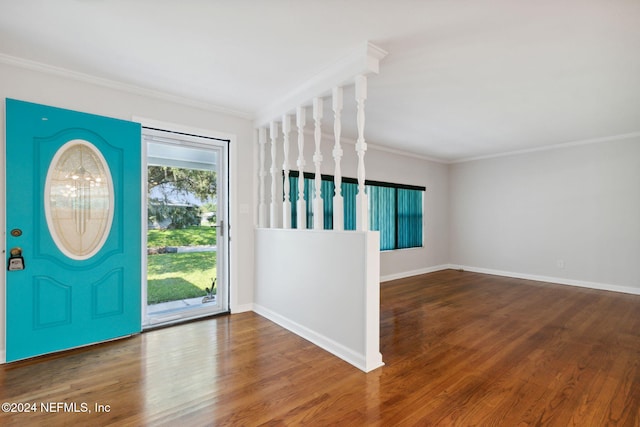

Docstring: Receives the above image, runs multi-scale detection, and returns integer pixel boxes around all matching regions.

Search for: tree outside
[148,166,217,230]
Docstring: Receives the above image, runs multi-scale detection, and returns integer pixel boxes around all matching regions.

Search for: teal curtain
[289,176,298,228]
[286,173,423,249]
[341,182,357,231]
[290,175,334,229]
[304,178,314,229]
[289,175,313,229]
[322,179,335,229]
[368,185,396,250]
[397,188,423,248]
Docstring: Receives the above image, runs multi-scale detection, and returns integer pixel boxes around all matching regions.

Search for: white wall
[0,61,257,359]
[363,147,450,280]
[254,228,383,372]
[260,128,451,281]
[450,137,640,293]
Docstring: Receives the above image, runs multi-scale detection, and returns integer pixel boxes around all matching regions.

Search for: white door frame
[134,117,234,328]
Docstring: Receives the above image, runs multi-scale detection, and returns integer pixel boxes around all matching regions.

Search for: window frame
[286,170,425,251]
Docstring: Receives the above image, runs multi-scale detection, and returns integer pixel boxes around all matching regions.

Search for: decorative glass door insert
[45,140,114,260]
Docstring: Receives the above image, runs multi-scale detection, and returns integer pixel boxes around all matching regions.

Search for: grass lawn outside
[147,226,218,305]
[147,252,217,305]
[147,225,216,248]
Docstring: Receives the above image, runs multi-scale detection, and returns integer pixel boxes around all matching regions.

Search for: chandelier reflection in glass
[45,140,114,260]
[63,158,103,235]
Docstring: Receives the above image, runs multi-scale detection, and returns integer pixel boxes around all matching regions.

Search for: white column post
[296,106,307,229]
[269,121,279,228]
[332,87,344,231]
[355,75,368,231]
[258,127,267,228]
[281,114,292,229]
[312,97,324,230]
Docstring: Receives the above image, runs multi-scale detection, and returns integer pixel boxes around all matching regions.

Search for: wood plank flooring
[1,270,639,426]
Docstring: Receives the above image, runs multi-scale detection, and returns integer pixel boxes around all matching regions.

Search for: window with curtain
[286,171,424,250]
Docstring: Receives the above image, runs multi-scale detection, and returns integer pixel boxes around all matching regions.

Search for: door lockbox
[7,247,25,271]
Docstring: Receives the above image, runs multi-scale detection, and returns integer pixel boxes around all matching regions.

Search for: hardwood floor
[1,270,639,426]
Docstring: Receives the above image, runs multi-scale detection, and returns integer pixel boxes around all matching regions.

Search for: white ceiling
[1,0,639,162]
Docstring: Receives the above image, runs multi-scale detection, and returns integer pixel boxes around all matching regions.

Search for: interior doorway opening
[142,127,229,327]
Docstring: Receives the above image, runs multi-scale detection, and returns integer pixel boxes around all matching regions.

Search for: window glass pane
[289,175,315,229]
[46,140,113,260]
[321,179,334,230]
[304,178,314,229]
[289,175,299,228]
[368,185,396,250]
[342,182,358,231]
[397,188,423,248]
[286,172,424,250]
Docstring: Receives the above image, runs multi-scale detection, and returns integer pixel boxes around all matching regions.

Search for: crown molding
[0,53,253,120]
[299,128,449,164]
[364,140,450,164]
[254,41,388,128]
[452,131,640,164]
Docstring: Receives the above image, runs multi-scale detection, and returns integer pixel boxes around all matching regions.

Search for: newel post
[269,121,279,228]
[281,115,292,229]
[296,106,307,229]
[355,75,368,231]
[312,97,323,230]
[332,87,344,231]
[258,127,267,228]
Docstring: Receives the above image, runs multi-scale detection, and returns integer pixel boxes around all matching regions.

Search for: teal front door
[5,99,141,362]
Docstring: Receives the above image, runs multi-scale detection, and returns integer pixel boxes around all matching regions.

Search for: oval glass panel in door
[45,140,114,260]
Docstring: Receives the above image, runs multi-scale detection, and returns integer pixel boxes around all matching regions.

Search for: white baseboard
[380,264,452,282]
[0,349,5,364]
[253,303,379,372]
[230,303,254,314]
[451,265,640,296]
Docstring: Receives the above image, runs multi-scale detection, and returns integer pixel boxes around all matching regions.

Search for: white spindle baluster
[355,75,368,231]
[312,97,323,230]
[269,121,279,228]
[332,87,344,231]
[281,115,292,228]
[296,106,307,229]
[258,127,267,228]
